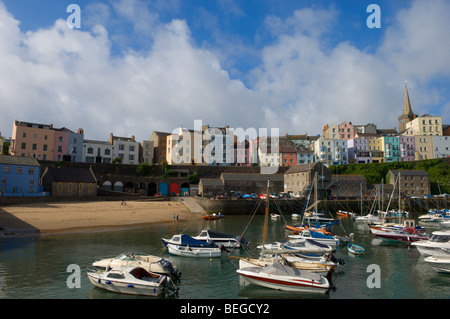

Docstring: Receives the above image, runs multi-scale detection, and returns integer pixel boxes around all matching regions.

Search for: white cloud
[0,0,449,144]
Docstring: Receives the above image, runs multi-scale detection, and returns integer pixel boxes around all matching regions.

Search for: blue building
[382,136,400,162]
[0,155,45,197]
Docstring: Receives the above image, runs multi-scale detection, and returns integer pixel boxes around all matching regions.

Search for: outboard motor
[161,258,181,279]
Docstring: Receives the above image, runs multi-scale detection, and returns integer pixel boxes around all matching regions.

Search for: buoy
[210,259,213,262]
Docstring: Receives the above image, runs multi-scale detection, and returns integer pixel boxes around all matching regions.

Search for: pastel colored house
[10,120,84,162]
[382,136,400,162]
[348,138,371,163]
[399,135,415,161]
[0,155,45,196]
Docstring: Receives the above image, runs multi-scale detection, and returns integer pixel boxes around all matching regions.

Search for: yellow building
[367,136,384,163]
[404,114,443,136]
[414,135,434,160]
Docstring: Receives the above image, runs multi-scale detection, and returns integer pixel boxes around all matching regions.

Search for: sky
[0,0,449,142]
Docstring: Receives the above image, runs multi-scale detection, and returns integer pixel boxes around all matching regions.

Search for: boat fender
[127,284,134,288]
[105,281,111,284]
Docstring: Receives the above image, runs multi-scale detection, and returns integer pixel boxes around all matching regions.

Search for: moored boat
[193,228,249,248]
[423,256,450,273]
[87,266,178,296]
[92,252,181,279]
[347,243,365,255]
[411,230,450,257]
[166,243,224,257]
[237,260,330,293]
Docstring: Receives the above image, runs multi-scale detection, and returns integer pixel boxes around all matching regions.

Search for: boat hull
[87,268,169,296]
[167,244,222,257]
[424,256,450,273]
[237,267,329,293]
[370,228,429,243]
[88,274,164,296]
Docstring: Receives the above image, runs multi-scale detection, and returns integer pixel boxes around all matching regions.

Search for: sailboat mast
[262,177,270,249]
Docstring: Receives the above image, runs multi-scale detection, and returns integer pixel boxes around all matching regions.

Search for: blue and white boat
[162,234,225,257]
[347,243,365,255]
[288,228,340,247]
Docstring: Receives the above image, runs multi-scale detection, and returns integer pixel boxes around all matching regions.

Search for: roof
[199,178,224,187]
[284,162,323,174]
[220,172,284,182]
[42,166,97,183]
[0,155,40,167]
[389,170,429,176]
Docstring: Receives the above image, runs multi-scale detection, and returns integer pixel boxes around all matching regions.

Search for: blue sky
[0,0,449,141]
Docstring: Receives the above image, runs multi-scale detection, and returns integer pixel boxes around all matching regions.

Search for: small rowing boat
[347,243,365,255]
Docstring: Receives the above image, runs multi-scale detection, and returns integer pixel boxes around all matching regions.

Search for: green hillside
[330,158,450,195]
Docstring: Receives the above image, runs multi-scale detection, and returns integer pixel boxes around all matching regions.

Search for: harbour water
[1,213,449,300]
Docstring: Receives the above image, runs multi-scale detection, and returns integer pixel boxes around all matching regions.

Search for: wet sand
[0,200,197,234]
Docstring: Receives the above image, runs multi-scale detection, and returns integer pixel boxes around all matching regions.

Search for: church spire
[403,81,414,117]
[398,81,416,133]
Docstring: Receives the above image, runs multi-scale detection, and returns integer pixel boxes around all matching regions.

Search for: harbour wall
[193,197,449,216]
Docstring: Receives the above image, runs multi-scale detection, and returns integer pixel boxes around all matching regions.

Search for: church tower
[398,81,416,133]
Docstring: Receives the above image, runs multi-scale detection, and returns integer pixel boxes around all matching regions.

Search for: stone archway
[113,181,123,192]
[148,182,157,196]
[102,181,112,190]
[180,182,190,196]
[159,182,168,196]
[124,182,134,193]
[169,182,180,196]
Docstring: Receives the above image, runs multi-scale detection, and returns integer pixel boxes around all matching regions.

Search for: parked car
[216,193,227,199]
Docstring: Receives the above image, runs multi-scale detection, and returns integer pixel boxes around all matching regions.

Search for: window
[16,167,23,174]
[3,166,10,173]
[21,143,26,149]
[28,168,35,174]
[43,144,47,151]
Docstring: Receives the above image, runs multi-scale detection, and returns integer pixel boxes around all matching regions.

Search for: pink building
[53,128,70,161]
[10,120,55,160]
[338,121,356,140]
[399,135,415,161]
[234,140,251,166]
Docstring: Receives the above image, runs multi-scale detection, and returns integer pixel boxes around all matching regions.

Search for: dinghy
[347,243,365,255]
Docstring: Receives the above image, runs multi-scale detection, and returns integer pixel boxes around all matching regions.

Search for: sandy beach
[0,200,197,234]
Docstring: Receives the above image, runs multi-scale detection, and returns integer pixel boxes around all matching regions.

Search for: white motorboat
[256,238,333,254]
[166,243,224,257]
[369,219,430,243]
[238,255,333,277]
[354,213,381,224]
[271,213,281,219]
[162,233,218,248]
[288,228,339,247]
[419,212,450,223]
[411,230,450,257]
[92,252,181,279]
[237,260,330,293]
[192,228,249,248]
[87,266,178,296]
[369,226,429,243]
[423,256,450,273]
